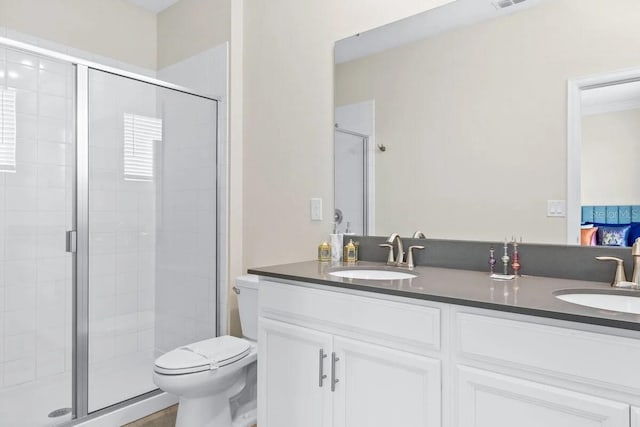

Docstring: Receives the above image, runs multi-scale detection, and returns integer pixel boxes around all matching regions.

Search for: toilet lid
[154,336,251,375]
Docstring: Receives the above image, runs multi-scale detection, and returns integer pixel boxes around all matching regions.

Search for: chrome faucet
[413,231,426,239]
[596,238,640,288]
[387,233,404,266]
[595,256,627,287]
[632,238,640,285]
[379,233,424,268]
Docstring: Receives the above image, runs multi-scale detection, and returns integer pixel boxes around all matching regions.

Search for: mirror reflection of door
[581,81,640,210]
[334,129,366,234]
[334,101,375,235]
[568,71,640,244]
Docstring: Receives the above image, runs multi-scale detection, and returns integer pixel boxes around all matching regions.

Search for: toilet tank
[236,275,259,341]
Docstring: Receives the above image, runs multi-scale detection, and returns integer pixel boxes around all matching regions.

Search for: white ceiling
[335,0,546,64]
[126,0,181,14]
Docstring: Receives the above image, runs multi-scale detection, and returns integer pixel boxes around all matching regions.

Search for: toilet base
[176,393,231,427]
[232,407,258,427]
[174,396,257,427]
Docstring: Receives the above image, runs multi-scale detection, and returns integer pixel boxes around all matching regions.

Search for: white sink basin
[555,290,640,314]
[328,269,417,280]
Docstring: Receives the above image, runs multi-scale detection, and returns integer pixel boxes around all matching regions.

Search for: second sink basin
[554,289,640,314]
[329,269,417,280]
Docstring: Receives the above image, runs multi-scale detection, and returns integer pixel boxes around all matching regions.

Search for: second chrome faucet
[379,233,424,269]
[596,237,640,288]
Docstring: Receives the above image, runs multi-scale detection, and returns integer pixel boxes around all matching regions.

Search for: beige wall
[157,0,231,68]
[335,0,640,243]
[242,0,452,270]
[582,108,640,206]
[0,0,157,69]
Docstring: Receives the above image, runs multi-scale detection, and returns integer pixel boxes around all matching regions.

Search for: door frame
[567,66,640,244]
[334,126,372,235]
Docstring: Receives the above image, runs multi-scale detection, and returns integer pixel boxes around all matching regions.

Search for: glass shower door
[87,69,218,412]
[0,47,75,426]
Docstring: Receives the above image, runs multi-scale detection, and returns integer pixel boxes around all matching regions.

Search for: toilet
[153,275,259,427]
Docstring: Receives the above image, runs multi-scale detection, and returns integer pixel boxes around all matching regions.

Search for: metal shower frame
[0,36,223,424]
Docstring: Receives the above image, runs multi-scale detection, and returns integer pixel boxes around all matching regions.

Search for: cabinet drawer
[455,311,640,394]
[259,280,441,354]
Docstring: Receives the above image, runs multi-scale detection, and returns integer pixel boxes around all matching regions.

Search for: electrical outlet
[547,200,566,217]
[311,198,323,221]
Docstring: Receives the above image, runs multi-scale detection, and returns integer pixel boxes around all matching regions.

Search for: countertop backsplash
[352,235,634,283]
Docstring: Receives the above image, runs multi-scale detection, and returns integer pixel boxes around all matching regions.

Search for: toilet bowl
[153,275,259,427]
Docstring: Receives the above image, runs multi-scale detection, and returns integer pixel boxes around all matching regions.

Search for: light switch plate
[547,200,566,217]
[310,198,323,221]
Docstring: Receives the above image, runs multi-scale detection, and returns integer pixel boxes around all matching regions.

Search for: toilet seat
[154,336,251,375]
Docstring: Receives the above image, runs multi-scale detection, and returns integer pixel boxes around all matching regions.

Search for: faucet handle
[595,256,627,287]
[407,245,425,269]
[378,243,395,265]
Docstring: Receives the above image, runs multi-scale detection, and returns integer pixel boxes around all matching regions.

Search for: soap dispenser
[344,239,357,263]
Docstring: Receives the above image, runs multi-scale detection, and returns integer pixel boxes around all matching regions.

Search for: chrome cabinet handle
[318,349,328,387]
[331,352,340,392]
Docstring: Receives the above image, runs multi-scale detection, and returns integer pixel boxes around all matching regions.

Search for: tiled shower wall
[0,26,156,396]
[154,48,223,355]
[0,47,74,387]
[87,72,157,367]
[0,29,224,403]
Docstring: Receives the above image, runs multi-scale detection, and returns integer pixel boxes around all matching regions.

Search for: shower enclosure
[0,38,220,426]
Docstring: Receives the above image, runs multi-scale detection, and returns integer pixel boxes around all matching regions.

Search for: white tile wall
[155,49,221,355]
[0,45,74,390]
[87,69,158,411]
[0,28,223,423]
[0,28,156,421]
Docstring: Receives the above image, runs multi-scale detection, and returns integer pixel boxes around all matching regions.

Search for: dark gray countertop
[248,260,640,332]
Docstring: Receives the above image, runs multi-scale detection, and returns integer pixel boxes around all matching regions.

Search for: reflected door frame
[567,67,640,245]
[334,100,375,235]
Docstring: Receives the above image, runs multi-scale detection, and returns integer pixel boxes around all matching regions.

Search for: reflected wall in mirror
[567,68,640,246]
[334,0,640,244]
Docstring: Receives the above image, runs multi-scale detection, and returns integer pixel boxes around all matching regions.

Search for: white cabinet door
[332,336,441,427]
[457,365,629,427]
[258,318,333,427]
[632,407,640,426]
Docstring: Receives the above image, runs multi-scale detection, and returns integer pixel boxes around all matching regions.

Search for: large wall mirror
[333,0,640,246]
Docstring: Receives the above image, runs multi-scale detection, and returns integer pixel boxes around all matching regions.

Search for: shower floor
[0,352,156,427]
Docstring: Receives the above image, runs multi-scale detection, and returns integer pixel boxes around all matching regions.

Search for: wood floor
[122,405,177,427]
[122,405,257,427]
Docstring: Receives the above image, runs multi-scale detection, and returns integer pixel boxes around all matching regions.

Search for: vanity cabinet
[332,336,440,427]
[452,308,640,427]
[257,280,442,427]
[631,407,640,426]
[257,277,640,427]
[457,365,629,427]
[259,319,332,427]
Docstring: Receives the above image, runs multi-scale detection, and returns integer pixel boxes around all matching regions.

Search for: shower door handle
[66,230,77,253]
